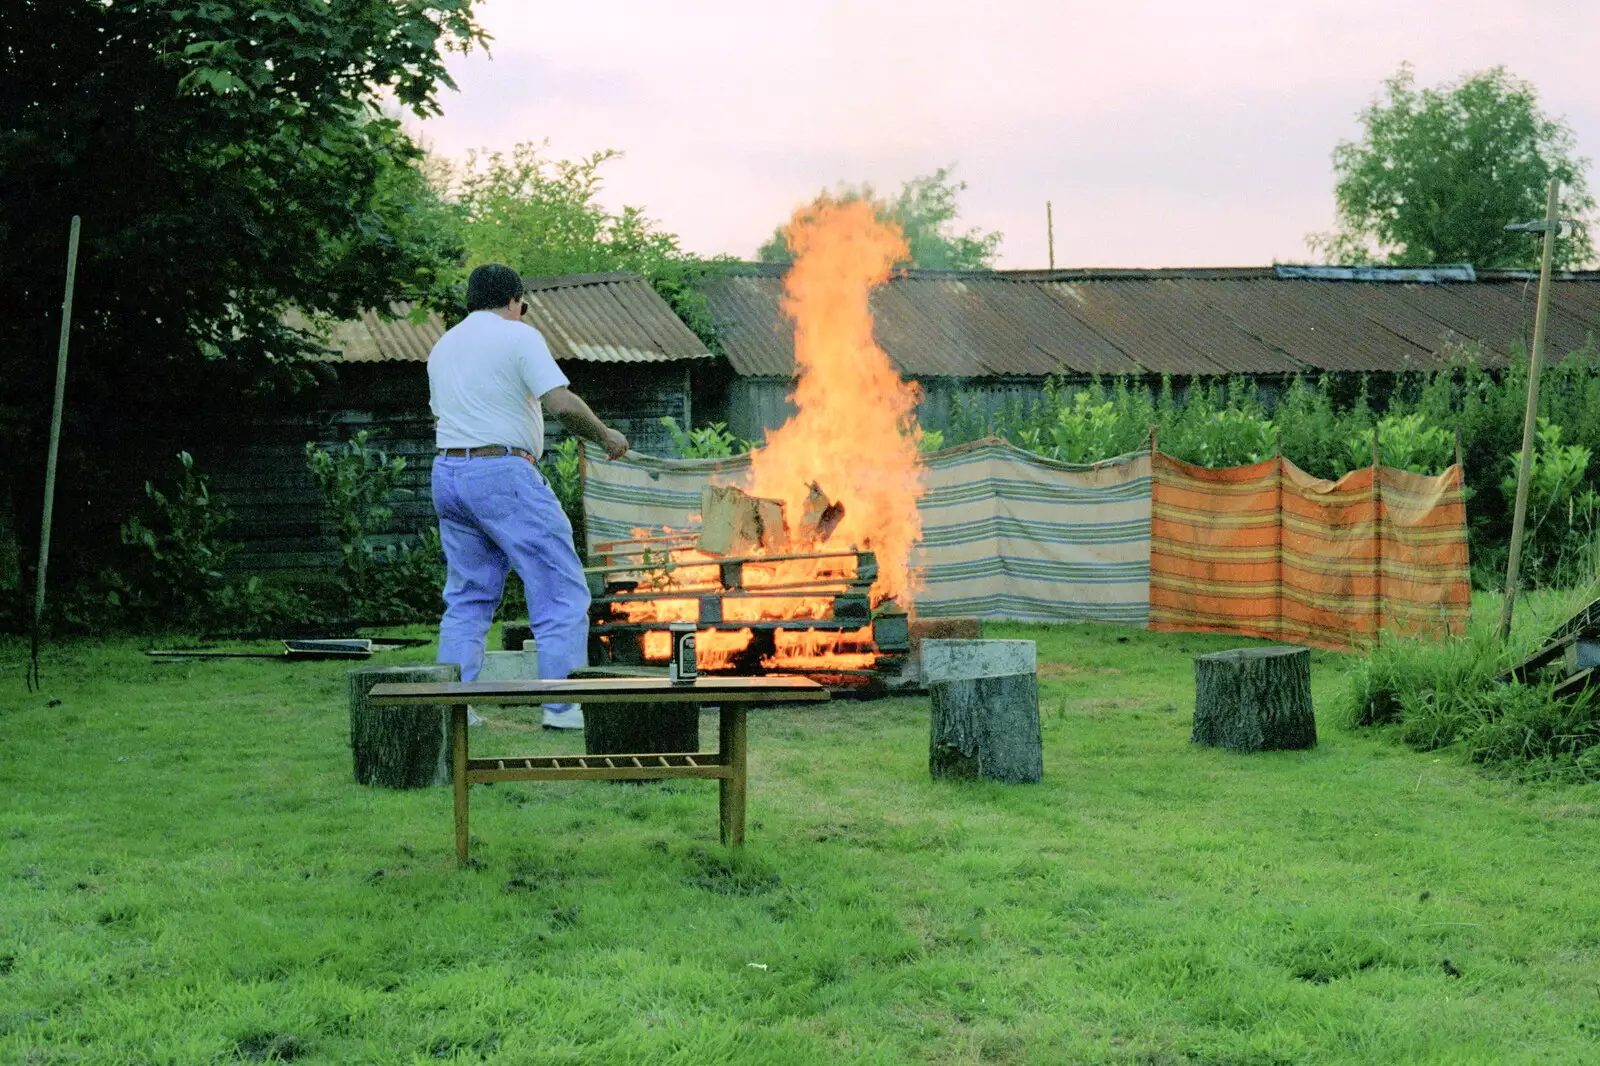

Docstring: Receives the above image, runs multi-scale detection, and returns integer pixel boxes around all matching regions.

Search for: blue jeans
[431,456,591,710]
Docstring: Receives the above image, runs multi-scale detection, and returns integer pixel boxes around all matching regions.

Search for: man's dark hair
[465,263,525,312]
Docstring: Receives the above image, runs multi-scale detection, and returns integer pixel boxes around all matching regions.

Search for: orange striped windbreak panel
[1150,453,1469,651]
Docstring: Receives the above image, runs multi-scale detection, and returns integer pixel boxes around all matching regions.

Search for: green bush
[1346,412,1454,475]
[1338,606,1600,782]
[540,437,585,558]
[306,431,408,609]
[102,451,333,635]
[306,432,442,624]
[118,451,237,624]
[1498,420,1600,588]
[660,416,749,459]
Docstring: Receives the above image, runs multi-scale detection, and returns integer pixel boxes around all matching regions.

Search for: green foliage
[1339,604,1600,782]
[201,576,322,637]
[1498,420,1600,587]
[1346,413,1454,475]
[360,526,446,623]
[1015,390,1128,463]
[540,437,586,558]
[542,438,585,519]
[118,452,237,621]
[103,452,327,634]
[1276,376,1365,479]
[305,432,440,621]
[1160,383,1278,468]
[1311,64,1594,268]
[440,143,726,350]
[0,0,482,593]
[659,417,750,459]
[938,353,1600,590]
[758,166,1003,269]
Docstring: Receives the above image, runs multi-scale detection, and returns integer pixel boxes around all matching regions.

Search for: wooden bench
[365,676,829,866]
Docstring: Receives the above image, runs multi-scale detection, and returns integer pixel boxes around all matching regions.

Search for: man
[428,263,629,729]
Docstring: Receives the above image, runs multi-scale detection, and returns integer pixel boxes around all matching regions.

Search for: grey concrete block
[478,644,539,682]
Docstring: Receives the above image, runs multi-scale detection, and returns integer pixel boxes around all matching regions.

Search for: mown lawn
[2,622,1598,1065]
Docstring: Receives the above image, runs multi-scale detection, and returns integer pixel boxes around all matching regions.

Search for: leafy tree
[758,166,1002,269]
[0,0,482,593]
[438,142,725,348]
[1311,65,1594,268]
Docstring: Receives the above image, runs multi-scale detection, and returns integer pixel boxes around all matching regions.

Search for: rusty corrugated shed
[700,267,1600,379]
[297,273,712,364]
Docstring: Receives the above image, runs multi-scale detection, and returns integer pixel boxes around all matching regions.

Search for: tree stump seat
[348,664,460,789]
[1192,646,1317,753]
[923,639,1042,784]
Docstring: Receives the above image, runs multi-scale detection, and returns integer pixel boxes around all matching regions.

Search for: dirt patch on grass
[1038,662,1124,680]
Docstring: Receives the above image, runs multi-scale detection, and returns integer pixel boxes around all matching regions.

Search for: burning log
[697,485,788,557]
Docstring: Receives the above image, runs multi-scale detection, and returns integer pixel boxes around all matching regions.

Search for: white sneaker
[541,704,584,731]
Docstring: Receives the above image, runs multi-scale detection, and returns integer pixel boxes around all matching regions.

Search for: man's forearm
[548,390,611,444]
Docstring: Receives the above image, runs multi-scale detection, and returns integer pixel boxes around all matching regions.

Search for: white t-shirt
[428,311,570,460]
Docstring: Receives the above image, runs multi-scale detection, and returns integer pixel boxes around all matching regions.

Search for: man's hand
[601,427,629,460]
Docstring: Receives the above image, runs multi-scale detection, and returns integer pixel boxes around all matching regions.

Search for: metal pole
[1046,201,1055,271]
[28,215,81,690]
[1499,179,1561,642]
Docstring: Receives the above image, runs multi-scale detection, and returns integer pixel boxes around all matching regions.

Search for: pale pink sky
[414,0,1600,269]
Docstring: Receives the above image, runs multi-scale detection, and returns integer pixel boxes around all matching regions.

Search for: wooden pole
[1046,201,1055,271]
[1499,179,1562,643]
[28,215,81,692]
[575,439,590,564]
[1275,429,1284,641]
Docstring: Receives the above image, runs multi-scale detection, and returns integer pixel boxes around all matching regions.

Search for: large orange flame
[592,197,925,675]
[746,197,925,605]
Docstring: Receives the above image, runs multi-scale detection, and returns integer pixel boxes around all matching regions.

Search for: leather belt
[437,445,537,461]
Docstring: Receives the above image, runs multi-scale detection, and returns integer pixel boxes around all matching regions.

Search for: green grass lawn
[3,622,1598,1065]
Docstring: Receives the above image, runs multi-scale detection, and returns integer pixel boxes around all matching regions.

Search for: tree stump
[348,664,459,788]
[1192,646,1316,752]
[584,704,700,781]
[924,639,1042,784]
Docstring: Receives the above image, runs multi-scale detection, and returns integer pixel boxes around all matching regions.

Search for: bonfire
[588,197,926,683]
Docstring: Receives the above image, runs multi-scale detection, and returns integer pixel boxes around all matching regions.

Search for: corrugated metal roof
[700,267,1600,379]
[296,273,712,364]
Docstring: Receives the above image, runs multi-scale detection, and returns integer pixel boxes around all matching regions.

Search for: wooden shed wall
[203,361,695,574]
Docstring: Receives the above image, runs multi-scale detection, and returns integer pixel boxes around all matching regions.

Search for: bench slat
[367,676,829,707]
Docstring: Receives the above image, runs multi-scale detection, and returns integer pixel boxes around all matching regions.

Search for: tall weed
[1340,592,1600,781]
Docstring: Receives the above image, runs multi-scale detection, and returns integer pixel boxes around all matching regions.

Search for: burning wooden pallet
[584,486,911,689]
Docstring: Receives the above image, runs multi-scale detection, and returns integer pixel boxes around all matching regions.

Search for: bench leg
[452,703,469,867]
[719,705,747,846]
